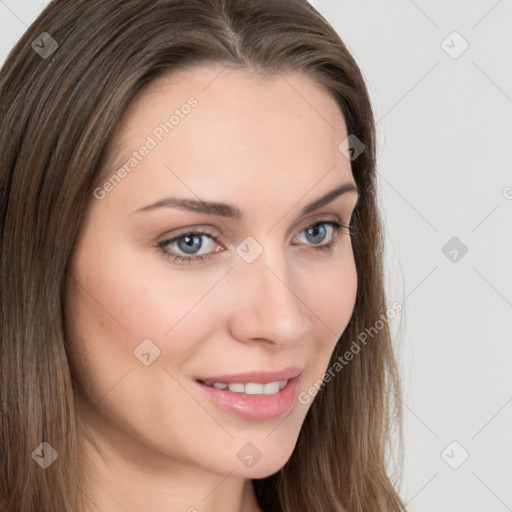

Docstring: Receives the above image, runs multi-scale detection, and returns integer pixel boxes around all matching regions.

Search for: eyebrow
[132,182,358,218]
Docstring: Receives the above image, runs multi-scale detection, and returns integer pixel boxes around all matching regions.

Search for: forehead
[99,64,353,213]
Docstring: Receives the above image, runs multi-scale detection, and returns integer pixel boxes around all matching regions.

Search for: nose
[225,246,316,347]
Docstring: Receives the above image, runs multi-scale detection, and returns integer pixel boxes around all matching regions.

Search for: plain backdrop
[1,1,511,511]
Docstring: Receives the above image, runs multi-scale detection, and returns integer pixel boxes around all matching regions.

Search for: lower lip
[195,376,301,420]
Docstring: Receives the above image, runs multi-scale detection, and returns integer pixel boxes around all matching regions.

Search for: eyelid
[295,213,341,232]
[158,224,220,241]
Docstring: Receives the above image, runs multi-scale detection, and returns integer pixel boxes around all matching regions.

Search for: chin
[228,438,297,479]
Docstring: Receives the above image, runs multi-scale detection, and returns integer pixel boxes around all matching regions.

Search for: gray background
[1,1,511,510]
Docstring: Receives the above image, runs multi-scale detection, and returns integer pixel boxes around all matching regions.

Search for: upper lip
[197,366,303,384]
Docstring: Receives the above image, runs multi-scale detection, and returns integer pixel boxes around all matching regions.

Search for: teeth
[277,380,287,390]
[228,383,245,393]
[204,379,289,395]
[244,383,264,394]
[263,382,280,394]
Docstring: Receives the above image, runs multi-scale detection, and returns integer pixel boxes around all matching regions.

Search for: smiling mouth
[194,367,303,420]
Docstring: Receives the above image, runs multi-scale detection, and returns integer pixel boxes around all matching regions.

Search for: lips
[195,366,303,420]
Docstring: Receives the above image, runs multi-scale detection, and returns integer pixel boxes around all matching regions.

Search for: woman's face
[66,64,359,479]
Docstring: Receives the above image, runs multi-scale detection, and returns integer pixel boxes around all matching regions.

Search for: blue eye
[158,230,220,263]
[291,220,351,253]
[157,220,354,265]
[175,234,206,254]
[300,222,329,245]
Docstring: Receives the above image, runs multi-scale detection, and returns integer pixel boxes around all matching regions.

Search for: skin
[65,64,359,512]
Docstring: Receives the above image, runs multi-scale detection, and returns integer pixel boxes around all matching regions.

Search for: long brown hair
[0,1,405,510]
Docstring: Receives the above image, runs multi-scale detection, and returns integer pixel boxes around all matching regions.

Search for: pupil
[306,224,326,244]
[178,235,202,254]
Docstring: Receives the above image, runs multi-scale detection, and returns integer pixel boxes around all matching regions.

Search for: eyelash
[156,219,356,265]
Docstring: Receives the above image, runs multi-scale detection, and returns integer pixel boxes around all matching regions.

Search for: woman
[0,0,405,510]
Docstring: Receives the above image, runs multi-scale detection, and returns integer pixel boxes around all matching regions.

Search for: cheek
[306,247,357,335]
[69,229,223,334]
[64,237,232,389]
[64,240,235,453]
[299,248,358,373]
